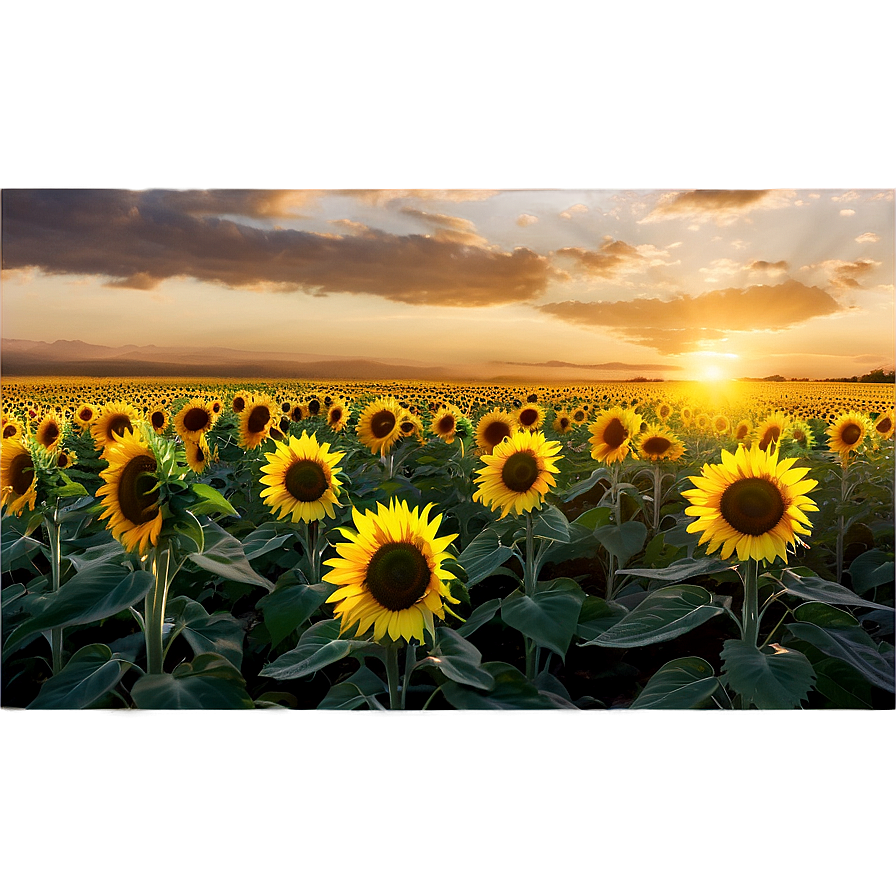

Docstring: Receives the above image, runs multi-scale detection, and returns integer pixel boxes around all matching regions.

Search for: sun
[701,364,725,382]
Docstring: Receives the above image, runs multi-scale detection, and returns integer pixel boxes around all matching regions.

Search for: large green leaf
[779,569,892,612]
[131,654,254,709]
[4,568,154,656]
[257,580,333,647]
[418,627,494,689]
[455,598,501,637]
[260,619,371,680]
[618,556,734,583]
[848,550,895,596]
[575,595,628,641]
[594,521,648,567]
[574,506,613,531]
[188,520,273,590]
[189,483,238,518]
[532,504,571,543]
[812,657,874,709]
[241,524,295,561]
[786,603,894,693]
[441,662,559,709]
[456,527,516,586]
[560,467,611,502]
[501,577,587,657]
[584,585,723,649]
[167,597,245,668]
[720,639,816,709]
[630,656,720,709]
[318,666,386,710]
[28,644,125,709]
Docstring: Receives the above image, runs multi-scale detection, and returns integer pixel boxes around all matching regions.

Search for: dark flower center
[151,411,166,429]
[719,477,785,536]
[365,542,431,611]
[840,423,862,446]
[183,407,210,432]
[247,404,271,434]
[308,400,321,416]
[79,407,93,421]
[642,436,671,456]
[106,414,133,440]
[603,417,628,449]
[285,459,328,502]
[573,410,585,422]
[329,407,343,423]
[519,408,539,427]
[370,409,397,439]
[232,396,246,412]
[437,414,455,434]
[736,424,749,440]
[57,452,71,468]
[758,426,781,451]
[3,424,18,439]
[483,419,511,447]
[500,450,540,493]
[9,453,34,495]
[792,428,807,444]
[876,416,892,434]
[118,455,160,526]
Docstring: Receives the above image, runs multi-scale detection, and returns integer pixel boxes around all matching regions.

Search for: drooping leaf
[618,555,734,584]
[189,483,239,518]
[532,504,571,543]
[559,467,611,502]
[167,597,245,668]
[318,666,387,710]
[418,627,494,689]
[630,656,720,709]
[241,523,296,561]
[573,506,613,531]
[720,639,816,709]
[28,644,124,709]
[257,581,333,647]
[501,577,587,657]
[848,550,895,596]
[131,654,254,709]
[456,526,516,586]
[455,598,501,637]
[260,619,371,680]
[188,520,273,590]
[780,569,892,612]
[441,662,559,709]
[594,521,648,568]
[575,595,628,641]
[811,657,874,709]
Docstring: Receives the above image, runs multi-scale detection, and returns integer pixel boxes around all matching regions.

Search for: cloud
[398,207,488,246]
[536,279,843,353]
[801,257,882,291]
[554,238,672,281]
[344,189,499,205]
[831,191,861,203]
[499,359,683,371]
[746,259,789,279]
[855,232,880,243]
[839,209,856,217]
[559,203,588,219]
[516,214,538,227]
[1,190,558,307]
[639,190,794,225]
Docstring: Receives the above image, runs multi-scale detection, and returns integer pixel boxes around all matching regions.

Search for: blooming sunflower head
[259,431,344,523]
[588,407,644,464]
[74,403,97,431]
[872,410,894,441]
[184,433,211,474]
[431,405,460,444]
[826,412,870,461]
[2,417,23,442]
[148,406,170,435]
[637,424,685,462]
[734,418,753,443]
[755,413,791,452]
[356,397,404,456]
[322,499,460,643]
[552,410,574,435]
[96,428,164,555]
[570,406,589,426]
[711,415,730,437]
[238,395,277,450]
[656,401,673,422]
[472,428,562,518]
[91,401,138,452]
[475,408,517,454]
[682,443,819,565]
[326,402,348,432]
[1,437,38,516]
[174,398,215,442]
[788,418,816,453]
[516,403,544,432]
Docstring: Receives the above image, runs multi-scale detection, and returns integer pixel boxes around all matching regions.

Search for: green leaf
[257,580,333,647]
[172,509,204,553]
[786,605,895,693]
[28,644,124,709]
[585,585,723,649]
[574,506,613,531]
[241,524,295,561]
[848,550,895,595]
[455,598,501,637]
[780,569,892,612]
[619,556,734,583]
[189,483,239,517]
[418,627,494,689]
[812,657,874,709]
[168,597,245,668]
[4,568,154,656]
[630,657,720,709]
[318,666,386,710]
[131,654,254,709]
[594,521,648,567]
[188,520,273,591]
[720,639,816,709]
[575,595,628,641]
[560,467,610,502]
[532,504,570,543]
[456,527,516,586]
[501,577,587,657]
[261,619,371,680]
[441,662,559,709]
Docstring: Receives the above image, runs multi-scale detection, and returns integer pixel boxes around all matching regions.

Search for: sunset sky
[2,188,893,380]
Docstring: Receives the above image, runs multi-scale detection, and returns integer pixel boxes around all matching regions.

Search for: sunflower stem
[145,544,171,676]
[835,459,848,583]
[741,558,760,648]
[652,464,663,533]
[44,504,64,675]
[402,639,417,710]
[522,513,540,679]
[307,519,321,583]
[385,641,401,710]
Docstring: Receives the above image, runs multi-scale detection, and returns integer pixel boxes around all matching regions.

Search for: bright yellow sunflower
[231,390,252,414]
[1,438,38,516]
[238,396,277,450]
[259,431,345,523]
[475,408,517,454]
[431,405,460,444]
[637,424,685,462]
[872,410,894,441]
[91,401,138,451]
[826,413,870,460]
[656,401,673,423]
[34,411,65,451]
[682,443,818,564]
[148,406,170,435]
[516,403,545,431]
[322,499,459,643]
[185,434,211,474]
[356,397,404,456]
[552,411,574,435]
[711,415,730,436]
[472,428,562,518]
[326,402,348,432]
[74,403,97,431]
[2,417,23,441]
[174,398,215,443]
[399,411,424,442]
[96,430,164,555]
[755,413,790,451]
[589,407,644,464]
[789,418,815,452]
[734,419,752,443]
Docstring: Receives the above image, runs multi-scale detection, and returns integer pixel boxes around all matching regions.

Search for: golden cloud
[639,190,794,225]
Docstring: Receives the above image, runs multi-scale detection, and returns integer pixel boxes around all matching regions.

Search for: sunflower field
[2,375,893,710]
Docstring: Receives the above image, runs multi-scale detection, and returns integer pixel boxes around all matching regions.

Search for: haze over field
[2,189,893,380]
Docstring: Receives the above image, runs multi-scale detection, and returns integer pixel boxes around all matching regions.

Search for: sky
[1,187,892,380]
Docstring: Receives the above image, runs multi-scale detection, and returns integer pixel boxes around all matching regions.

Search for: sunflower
[570,406,589,426]
[683,444,818,564]
[399,411,424,441]
[56,449,77,470]
[2,417,23,441]
[552,411,574,435]
[789,418,815,452]
[589,407,644,464]
[74,403,97,431]
[34,412,64,451]
[1,439,38,516]
[209,399,224,419]
[711,415,730,436]
[755,413,790,451]
[231,390,252,414]
[637,424,685,462]
[475,408,517,454]
[356,397,404,456]
[238,396,277,450]
[259,431,345,523]
[516,403,545,431]
[96,430,164,554]
[734,418,752,443]
[322,499,459,643]
[291,404,309,423]
[872,410,894,441]
[91,401,138,451]
[680,407,694,427]
[306,396,322,417]
[826,413,870,460]
[656,401,673,423]
[185,434,211,474]
[695,413,711,431]
[148,406,170,435]
[174,398,215,443]
[327,402,348,432]
[473,428,562,518]
[431,405,460,444]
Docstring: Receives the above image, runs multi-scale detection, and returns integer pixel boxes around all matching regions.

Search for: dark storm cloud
[537,279,842,353]
[1,190,556,306]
